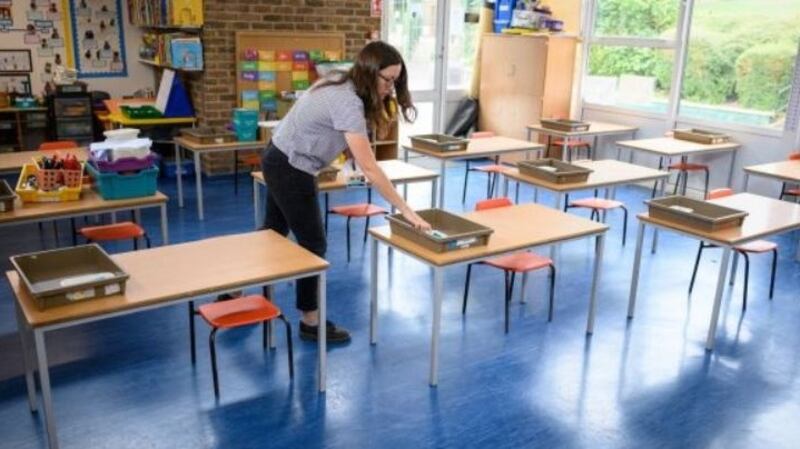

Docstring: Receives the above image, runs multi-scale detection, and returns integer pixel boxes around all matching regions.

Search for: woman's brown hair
[315,41,416,134]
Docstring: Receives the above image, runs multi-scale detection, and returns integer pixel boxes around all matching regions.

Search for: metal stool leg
[689,242,705,293]
[462,161,470,204]
[548,265,556,322]
[278,315,294,379]
[462,263,473,315]
[189,301,196,364]
[769,249,777,299]
[345,216,352,263]
[741,252,750,311]
[621,205,629,246]
[209,328,220,398]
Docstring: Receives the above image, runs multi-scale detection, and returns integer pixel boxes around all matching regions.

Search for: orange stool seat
[485,252,553,273]
[199,295,281,328]
[39,140,78,151]
[569,198,624,210]
[474,164,507,174]
[238,154,261,166]
[330,203,387,217]
[79,221,145,241]
[668,162,708,171]
[736,240,777,254]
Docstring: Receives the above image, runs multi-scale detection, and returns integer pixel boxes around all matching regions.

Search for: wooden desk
[173,137,268,220]
[615,137,740,189]
[251,159,439,228]
[742,159,800,260]
[628,193,800,350]
[368,203,608,385]
[526,121,638,161]
[501,159,669,209]
[0,190,169,245]
[402,136,544,208]
[0,147,88,175]
[8,230,329,449]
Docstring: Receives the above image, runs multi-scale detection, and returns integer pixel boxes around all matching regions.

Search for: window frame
[580,0,796,136]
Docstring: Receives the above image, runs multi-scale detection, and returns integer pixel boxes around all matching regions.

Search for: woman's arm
[345,132,431,230]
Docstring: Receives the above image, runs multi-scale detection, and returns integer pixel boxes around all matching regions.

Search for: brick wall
[189,0,380,127]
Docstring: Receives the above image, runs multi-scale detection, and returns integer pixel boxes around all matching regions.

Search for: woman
[262,41,431,343]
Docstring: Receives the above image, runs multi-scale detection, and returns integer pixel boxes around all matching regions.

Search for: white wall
[0,1,153,98]
[582,105,798,198]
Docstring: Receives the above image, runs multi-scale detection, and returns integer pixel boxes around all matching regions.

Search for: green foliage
[595,0,679,37]
[590,47,672,92]
[735,42,797,110]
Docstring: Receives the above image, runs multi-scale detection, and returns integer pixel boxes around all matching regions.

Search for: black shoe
[299,320,351,343]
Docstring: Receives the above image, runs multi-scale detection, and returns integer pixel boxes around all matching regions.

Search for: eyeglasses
[377,73,397,85]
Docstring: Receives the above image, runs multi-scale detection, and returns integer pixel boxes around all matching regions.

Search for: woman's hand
[402,208,432,231]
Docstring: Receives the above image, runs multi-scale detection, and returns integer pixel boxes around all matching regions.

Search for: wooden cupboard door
[478,93,543,141]
[480,35,547,97]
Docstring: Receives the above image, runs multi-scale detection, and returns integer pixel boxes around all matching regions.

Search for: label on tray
[104,283,121,295]
[448,237,477,249]
[66,288,96,301]
[668,205,694,214]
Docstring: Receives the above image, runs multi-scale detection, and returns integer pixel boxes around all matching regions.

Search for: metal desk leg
[563,139,570,162]
[727,150,738,188]
[628,222,647,318]
[34,330,59,449]
[438,159,447,209]
[729,252,739,286]
[194,151,204,220]
[503,176,509,198]
[706,248,732,350]
[527,128,532,142]
[534,187,539,203]
[14,302,36,412]
[592,135,599,160]
[587,233,605,334]
[601,188,610,223]
[266,285,276,349]
[520,272,528,304]
[403,147,409,200]
[369,237,379,344]
[431,178,438,208]
[175,142,184,208]
[551,193,564,261]
[160,204,169,245]
[253,178,261,229]
[317,271,327,392]
[429,266,444,386]
[651,166,667,254]
[616,145,622,160]
[742,172,750,192]
[133,209,142,225]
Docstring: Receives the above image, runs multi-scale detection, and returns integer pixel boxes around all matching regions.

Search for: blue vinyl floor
[0,163,799,449]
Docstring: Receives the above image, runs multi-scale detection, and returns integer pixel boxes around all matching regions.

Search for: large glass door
[384,0,443,138]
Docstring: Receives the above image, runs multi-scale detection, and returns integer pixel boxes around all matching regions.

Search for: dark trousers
[261,142,326,312]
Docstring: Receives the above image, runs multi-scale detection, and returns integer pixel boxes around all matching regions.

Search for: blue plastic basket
[86,163,159,200]
[494,0,516,33]
[233,108,259,142]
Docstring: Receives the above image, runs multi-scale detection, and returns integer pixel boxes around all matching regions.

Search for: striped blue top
[272,79,369,175]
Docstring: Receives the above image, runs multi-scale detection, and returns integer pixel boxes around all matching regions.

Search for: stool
[79,221,151,249]
[549,139,591,161]
[565,191,628,245]
[191,294,293,398]
[327,188,388,262]
[234,151,262,195]
[779,152,800,201]
[668,158,710,199]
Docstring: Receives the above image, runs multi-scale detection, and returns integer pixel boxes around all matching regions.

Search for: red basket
[62,169,83,188]
[36,169,62,192]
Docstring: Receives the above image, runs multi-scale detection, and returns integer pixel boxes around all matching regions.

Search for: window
[678,0,800,128]
[584,0,681,112]
[446,0,481,91]
[386,0,438,91]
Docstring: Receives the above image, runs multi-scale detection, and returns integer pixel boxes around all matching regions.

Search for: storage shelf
[138,59,203,72]
[137,24,202,31]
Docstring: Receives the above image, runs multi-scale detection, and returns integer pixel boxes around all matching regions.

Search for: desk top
[744,160,800,183]
[638,193,800,245]
[615,137,740,156]
[104,99,195,126]
[527,121,637,138]
[0,107,47,113]
[252,159,439,192]
[0,191,167,225]
[174,137,268,151]
[0,148,88,172]
[369,203,608,267]
[403,136,544,160]
[502,159,668,192]
[7,230,329,328]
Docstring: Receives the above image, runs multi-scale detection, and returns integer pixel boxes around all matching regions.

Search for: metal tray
[317,166,340,183]
[409,134,469,153]
[645,196,747,233]
[672,128,730,145]
[540,119,591,132]
[180,127,237,145]
[0,179,16,212]
[10,244,129,310]
[517,159,593,184]
[386,208,493,253]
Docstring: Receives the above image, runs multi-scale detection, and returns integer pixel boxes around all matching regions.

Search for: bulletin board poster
[69,0,127,78]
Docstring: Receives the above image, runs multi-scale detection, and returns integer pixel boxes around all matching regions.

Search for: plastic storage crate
[90,152,158,173]
[672,128,730,145]
[15,163,83,203]
[517,159,593,184]
[410,134,470,152]
[86,162,159,200]
[0,179,16,212]
[386,209,493,253]
[645,196,747,232]
[540,119,591,132]
[10,244,129,310]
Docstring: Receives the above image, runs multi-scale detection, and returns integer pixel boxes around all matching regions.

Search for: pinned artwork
[243,48,258,60]
[0,50,33,73]
[69,0,127,77]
